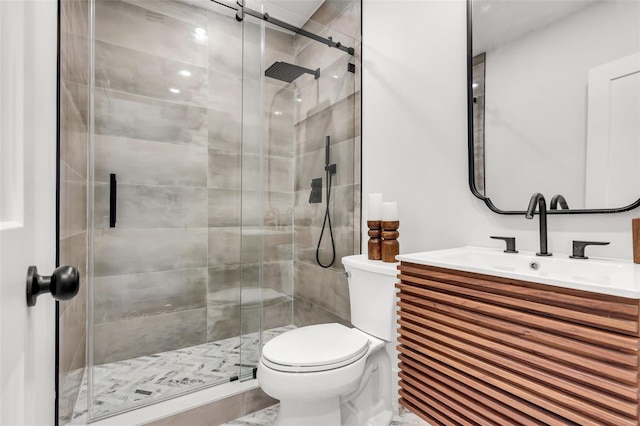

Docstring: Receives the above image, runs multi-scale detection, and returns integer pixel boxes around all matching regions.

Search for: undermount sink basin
[397,246,640,299]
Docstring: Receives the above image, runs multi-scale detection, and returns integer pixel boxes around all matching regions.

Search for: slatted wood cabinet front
[396,262,640,426]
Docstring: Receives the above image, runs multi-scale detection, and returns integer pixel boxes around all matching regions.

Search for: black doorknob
[26,265,80,307]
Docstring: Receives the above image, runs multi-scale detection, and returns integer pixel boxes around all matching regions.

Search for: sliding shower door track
[209,0,355,56]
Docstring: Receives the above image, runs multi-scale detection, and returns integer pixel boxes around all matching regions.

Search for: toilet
[257,254,398,426]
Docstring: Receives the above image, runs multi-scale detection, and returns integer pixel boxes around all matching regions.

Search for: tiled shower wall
[92,0,210,365]
[59,0,89,422]
[91,0,297,365]
[292,0,362,327]
[209,18,297,342]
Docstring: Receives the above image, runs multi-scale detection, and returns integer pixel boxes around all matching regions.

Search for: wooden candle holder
[381,220,399,263]
[367,220,382,260]
[633,218,640,264]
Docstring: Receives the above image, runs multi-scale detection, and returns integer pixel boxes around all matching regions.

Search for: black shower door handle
[110,173,117,228]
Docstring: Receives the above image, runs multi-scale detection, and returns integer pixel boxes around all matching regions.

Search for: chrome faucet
[525,193,552,256]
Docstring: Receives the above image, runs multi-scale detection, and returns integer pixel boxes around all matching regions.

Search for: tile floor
[72,326,295,422]
[72,323,431,426]
[221,404,432,426]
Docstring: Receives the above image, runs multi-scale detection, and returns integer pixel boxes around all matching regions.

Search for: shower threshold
[70,325,295,423]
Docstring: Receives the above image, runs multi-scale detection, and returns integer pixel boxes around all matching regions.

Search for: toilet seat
[261,323,370,373]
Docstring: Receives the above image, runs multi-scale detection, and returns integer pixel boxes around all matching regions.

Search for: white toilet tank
[342,254,399,342]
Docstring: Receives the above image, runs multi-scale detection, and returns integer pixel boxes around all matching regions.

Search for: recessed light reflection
[194,27,208,43]
[169,87,181,94]
[295,98,302,103]
[179,70,192,77]
[274,111,283,116]
[472,83,479,89]
[332,75,339,79]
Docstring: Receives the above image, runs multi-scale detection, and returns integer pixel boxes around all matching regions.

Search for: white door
[585,52,640,208]
[1,1,58,425]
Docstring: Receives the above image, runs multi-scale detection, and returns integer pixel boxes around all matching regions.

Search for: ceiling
[472,0,602,54]
[180,0,324,28]
[261,0,325,28]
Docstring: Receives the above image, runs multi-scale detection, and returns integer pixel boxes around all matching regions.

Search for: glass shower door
[237,0,359,379]
[238,9,269,382]
[79,0,360,419]
[85,0,244,419]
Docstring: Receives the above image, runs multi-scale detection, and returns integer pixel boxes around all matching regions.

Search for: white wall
[362,0,638,261]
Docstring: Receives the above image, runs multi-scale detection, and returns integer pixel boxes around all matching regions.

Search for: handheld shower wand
[324,136,336,175]
[325,137,330,169]
[316,136,337,268]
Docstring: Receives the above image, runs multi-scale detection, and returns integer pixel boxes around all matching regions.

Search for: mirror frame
[466,0,640,215]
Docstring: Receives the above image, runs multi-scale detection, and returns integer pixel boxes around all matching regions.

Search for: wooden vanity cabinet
[396,262,640,426]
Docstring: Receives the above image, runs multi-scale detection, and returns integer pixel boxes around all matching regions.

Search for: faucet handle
[550,194,569,210]
[569,240,610,259]
[490,236,518,253]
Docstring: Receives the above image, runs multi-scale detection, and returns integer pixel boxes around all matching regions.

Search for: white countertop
[397,246,640,299]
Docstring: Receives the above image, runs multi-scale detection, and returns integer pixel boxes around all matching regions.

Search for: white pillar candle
[368,193,383,220]
[381,201,398,221]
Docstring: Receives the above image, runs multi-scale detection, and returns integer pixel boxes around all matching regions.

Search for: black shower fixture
[265,62,320,83]
[316,136,337,269]
[309,178,323,204]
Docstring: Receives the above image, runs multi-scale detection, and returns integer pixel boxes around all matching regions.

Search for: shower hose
[316,166,336,268]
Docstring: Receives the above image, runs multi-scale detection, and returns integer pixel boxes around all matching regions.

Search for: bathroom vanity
[396,248,640,426]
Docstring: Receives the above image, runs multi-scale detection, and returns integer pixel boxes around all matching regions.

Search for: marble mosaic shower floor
[221,404,433,426]
[71,325,295,423]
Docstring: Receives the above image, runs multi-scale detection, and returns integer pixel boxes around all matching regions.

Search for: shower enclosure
[59,0,361,422]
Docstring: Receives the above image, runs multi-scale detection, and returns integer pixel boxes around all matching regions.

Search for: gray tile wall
[292,0,362,327]
[59,0,89,423]
[91,2,206,363]
[93,0,215,364]
[207,19,297,343]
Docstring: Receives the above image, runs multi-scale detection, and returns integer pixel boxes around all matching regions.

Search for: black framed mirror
[467,0,640,215]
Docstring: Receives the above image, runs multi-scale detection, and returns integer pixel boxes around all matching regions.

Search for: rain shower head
[265,61,320,83]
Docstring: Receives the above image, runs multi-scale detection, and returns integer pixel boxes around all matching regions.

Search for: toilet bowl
[257,254,398,426]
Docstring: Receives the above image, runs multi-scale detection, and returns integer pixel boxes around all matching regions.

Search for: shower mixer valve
[309,178,323,204]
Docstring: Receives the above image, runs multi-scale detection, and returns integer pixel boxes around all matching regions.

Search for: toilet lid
[261,323,370,372]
